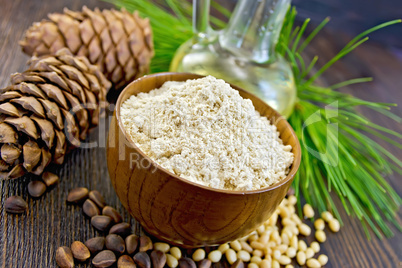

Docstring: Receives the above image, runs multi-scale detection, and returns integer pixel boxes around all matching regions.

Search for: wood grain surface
[0,0,401,267]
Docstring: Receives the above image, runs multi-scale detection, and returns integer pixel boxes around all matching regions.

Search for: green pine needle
[108,0,401,238]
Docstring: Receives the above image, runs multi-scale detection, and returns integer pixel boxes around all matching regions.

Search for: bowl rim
[115,72,301,196]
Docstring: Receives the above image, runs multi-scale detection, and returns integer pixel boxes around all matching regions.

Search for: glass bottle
[170,0,297,118]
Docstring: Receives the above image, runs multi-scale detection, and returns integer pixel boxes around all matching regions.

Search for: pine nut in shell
[151,250,167,268]
[105,234,125,254]
[28,180,47,198]
[134,252,151,268]
[92,250,116,268]
[71,241,90,262]
[230,259,244,268]
[42,171,59,187]
[109,222,131,237]
[102,206,122,223]
[118,255,136,268]
[5,196,27,214]
[83,199,100,218]
[125,234,139,255]
[178,257,196,268]
[85,237,105,254]
[89,190,106,208]
[139,235,153,252]
[91,215,113,232]
[199,259,212,268]
[67,187,88,203]
[56,246,74,268]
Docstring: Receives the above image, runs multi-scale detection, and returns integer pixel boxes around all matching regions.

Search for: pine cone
[19,6,154,89]
[0,48,111,179]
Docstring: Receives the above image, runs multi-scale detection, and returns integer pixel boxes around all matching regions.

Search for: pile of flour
[120,76,294,190]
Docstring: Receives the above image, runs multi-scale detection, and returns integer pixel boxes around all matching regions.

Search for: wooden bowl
[107,72,301,247]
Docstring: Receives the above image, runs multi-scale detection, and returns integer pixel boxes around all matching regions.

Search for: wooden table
[0,0,401,267]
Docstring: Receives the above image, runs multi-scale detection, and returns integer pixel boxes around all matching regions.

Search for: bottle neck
[220,0,290,63]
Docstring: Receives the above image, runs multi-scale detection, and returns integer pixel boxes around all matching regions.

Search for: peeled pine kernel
[298,240,307,251]
[329,219,340,232]
[315,230,327,243]
[166,254,178,268]
[296,251,306,265]
[250,241,265,250]
[310,241,320,253]
[278,255,291,265]
[225,249,237,265]
[192,248,205,262]
[288,195,297,205]
[230,240,242,252]
[305,248,315,259]
[314,219,325,231]
[218,243,229,253]
[272,259,280,268]
[282,218,295,227]
[250,256,262,264]
[298,223,311,236]
[260,259,271,268]
[281,233,289,245]
[285,265,294,268]
[259,233,270,244]
[257,225,266,235]
[248,234,259,242]
[237,250,251,262]
[252,249,263,258]
[154,242,170,253]
[240,241,253,253]
[248,263,259,268]
[291,214,302,225]
[290,236,298,249]
[286,247,296,258]
[318,254,329,265]
[208,250,222,263]
[276,244,288,254]
[170,247,182,260]
[307,258,321,268]
[321,211,333,222]
[273,249,281,260]
[303,204,315,218]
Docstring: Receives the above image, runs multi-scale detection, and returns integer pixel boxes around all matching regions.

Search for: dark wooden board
[0,0,401,267]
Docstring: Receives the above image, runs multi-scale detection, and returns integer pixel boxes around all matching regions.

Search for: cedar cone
[19,6,154,89]
[0,48,111,180]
